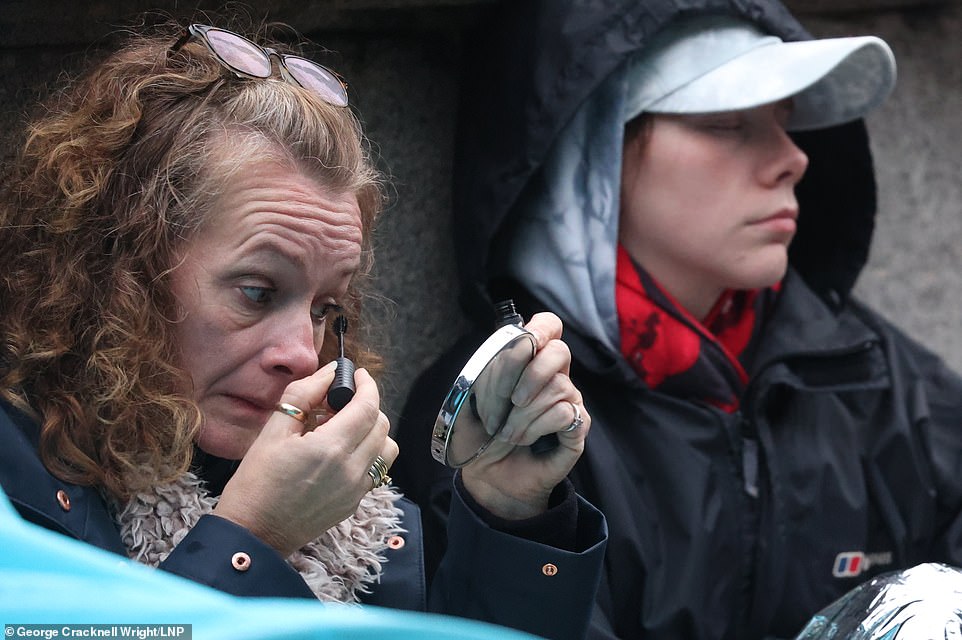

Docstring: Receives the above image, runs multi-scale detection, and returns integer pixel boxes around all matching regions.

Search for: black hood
[452,0,878,325]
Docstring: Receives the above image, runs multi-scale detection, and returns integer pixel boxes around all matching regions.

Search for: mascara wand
[327,315,356,411]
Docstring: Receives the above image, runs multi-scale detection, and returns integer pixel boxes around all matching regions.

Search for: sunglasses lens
[205,29,271,78]
[284,56,348,107]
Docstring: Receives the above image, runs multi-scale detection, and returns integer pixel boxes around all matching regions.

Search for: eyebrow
[234,234,360,287]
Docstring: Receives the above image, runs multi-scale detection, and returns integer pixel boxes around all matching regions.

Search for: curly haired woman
[0,16,605,639]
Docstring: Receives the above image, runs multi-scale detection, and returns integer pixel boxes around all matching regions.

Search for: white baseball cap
[624,14,897,131]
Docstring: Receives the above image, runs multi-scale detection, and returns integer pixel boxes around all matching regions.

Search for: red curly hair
[0,19,383,500]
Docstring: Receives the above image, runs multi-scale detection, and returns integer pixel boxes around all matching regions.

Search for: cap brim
[646,36,896,131]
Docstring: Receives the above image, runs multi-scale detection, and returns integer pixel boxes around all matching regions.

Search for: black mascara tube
[327,315,356,411]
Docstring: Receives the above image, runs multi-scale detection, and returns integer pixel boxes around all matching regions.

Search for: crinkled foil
[795,563,962,639]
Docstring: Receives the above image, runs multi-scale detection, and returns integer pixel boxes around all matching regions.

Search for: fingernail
[511,389,531,407]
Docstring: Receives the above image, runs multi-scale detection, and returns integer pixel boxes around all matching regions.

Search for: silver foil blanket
[795,563,962,639]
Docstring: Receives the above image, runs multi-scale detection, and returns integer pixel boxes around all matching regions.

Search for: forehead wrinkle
[203,162,364,281]
[235,219,362,280]
[220,164,360,219]
[231,184,363,256]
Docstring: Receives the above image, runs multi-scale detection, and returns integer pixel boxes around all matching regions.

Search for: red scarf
[616,245,778,412]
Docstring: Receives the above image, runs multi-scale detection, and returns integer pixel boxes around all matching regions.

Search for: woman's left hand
[460,312,590,520]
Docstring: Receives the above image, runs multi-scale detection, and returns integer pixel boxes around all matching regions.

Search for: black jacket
[0,398,608,640]
[392,0,962,638]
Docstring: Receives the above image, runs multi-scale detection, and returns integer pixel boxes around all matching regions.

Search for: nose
[264,312,322,380]
[760,124,809,187]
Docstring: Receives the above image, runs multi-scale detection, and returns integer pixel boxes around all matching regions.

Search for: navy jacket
[1,399,608,640]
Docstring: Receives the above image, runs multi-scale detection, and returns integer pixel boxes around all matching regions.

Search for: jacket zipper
[733,412,762,640]
[734,337,879,637]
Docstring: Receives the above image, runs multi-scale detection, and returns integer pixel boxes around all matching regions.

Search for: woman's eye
[240,286,274,305]
[311,302,342,323]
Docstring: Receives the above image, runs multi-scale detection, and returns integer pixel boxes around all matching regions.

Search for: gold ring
[367,455,391,490]
[274,402,307,423]
[562,402,584,432]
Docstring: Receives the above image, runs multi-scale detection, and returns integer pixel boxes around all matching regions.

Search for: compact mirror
[431,306,537,468]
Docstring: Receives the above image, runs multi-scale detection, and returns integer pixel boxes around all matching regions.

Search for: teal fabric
[0,489,539,640]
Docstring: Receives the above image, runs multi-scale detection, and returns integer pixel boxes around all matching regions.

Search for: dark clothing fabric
[391,0,962,638]
[395,272,962,639]
[455,470,583,552]
[564,271,962,639]
[0,399,608,640]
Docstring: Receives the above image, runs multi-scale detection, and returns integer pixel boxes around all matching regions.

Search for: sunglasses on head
[170,23,349,108]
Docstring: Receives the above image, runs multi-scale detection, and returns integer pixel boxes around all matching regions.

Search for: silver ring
[367,455,392,490]
[563,402,584,432]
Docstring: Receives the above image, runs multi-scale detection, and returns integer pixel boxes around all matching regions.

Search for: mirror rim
[430,323,536,468]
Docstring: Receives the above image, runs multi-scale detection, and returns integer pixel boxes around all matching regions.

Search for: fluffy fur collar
[109,471,404,602]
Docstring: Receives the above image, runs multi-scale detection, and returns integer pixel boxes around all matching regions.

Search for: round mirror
[431,323,536,468]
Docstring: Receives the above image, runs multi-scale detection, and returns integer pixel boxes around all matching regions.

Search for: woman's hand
[461,312,591,520]
[212,361,397,557]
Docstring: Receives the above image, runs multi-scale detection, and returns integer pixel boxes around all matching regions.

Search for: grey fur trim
[109,471,404,602]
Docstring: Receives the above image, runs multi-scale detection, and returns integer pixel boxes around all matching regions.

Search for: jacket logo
[833,550,893,578]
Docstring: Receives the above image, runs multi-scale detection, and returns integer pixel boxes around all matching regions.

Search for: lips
[228,394,275,412]
[754,208,798,225]
[750,208,798,236]
[213,393,275,424]
[207,383,286,424]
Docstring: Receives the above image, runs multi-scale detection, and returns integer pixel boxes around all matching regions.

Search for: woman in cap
[393,1,962,638]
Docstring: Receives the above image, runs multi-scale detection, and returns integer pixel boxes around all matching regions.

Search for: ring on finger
[562,401,584,432]
[367,455,392,490]
[274,402,308,424]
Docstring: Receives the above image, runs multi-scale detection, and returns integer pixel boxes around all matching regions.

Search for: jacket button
[387,535,405,550]
[56,490,71,512]
[231,552,251,572]
[542,563,558,577]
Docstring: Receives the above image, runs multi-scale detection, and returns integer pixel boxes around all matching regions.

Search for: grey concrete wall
[808,6,962,378]
[1,2,960,429]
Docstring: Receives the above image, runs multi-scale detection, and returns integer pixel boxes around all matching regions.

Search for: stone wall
[1,1,960,425]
